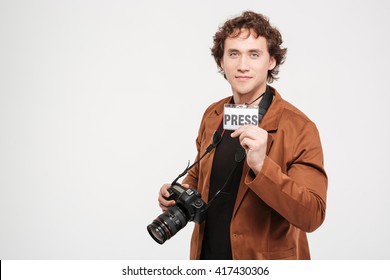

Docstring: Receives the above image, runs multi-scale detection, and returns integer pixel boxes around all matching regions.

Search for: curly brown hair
[211,11,287,83]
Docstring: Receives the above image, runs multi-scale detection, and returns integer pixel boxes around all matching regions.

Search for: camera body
[166,183,206,224]
[147,183,207,244]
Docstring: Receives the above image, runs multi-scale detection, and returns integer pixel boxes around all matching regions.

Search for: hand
[231,124,268,175]
[158,183,190,211]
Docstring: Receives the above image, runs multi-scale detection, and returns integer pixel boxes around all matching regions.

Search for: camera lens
[147,206,188,244]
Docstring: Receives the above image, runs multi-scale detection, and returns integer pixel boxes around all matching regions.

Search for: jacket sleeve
[245,121,328,232]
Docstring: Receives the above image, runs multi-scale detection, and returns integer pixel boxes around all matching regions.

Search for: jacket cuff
[244,156,273,187]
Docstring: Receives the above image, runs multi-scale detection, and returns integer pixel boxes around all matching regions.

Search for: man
[158,11,327,260]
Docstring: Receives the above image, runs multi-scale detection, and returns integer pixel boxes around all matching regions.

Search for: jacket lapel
[231,87,284,218]
[232,134,274,218]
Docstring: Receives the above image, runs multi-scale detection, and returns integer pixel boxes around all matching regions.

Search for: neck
[233,86,268,106]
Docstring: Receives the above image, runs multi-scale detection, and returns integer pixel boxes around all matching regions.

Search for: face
[220,29,276,104]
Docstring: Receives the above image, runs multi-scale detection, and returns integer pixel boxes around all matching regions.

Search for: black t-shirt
[200,129,244,260]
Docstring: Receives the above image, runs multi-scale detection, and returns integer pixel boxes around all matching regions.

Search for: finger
[240,137,254,150]
[158,197,175,209]
[160,189,170,198]
[240,126,267,143]
[231,126,244,138]
[159,201,175,211]
[158,190,172,203]
[231,124,259,138]
[159,203,167,211]
[160,184,171,197]
[240,138,258,151]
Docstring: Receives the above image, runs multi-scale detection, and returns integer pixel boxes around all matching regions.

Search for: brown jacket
[182,88,327,260]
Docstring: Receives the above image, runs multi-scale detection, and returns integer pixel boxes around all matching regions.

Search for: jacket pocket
[259,247,296,260]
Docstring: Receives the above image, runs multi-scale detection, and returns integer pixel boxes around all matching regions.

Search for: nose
[237,56,249,72]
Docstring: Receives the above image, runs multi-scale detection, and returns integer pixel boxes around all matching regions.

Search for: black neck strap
[258,85,273,124]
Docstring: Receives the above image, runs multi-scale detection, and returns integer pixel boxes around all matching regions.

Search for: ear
[268,56,276,70]
[220,59,224,71]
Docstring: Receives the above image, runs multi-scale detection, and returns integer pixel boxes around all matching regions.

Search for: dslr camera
[147,183,206,244]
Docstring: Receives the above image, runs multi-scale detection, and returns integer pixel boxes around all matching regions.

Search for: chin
[236,90,254,96]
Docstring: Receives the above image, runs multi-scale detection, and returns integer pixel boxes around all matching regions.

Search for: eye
[229,51,239,58]
[250,52,260,58]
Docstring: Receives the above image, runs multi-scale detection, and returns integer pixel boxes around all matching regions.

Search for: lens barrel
[147,206,188,244]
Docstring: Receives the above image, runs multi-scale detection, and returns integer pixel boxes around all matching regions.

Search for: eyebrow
[227,48,263,53]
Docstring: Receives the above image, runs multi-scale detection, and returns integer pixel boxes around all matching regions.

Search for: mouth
[235,75,252,81]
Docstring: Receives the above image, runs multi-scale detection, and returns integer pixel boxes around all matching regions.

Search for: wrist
[251,161,264,175]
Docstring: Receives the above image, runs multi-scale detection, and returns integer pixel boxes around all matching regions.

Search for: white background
[1,0,389,260]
